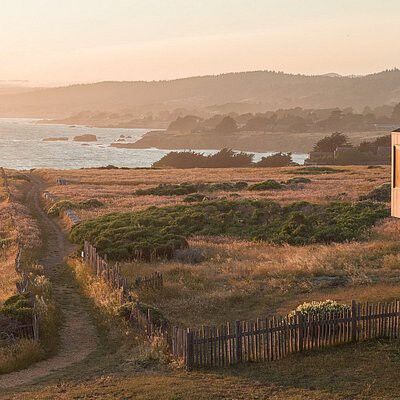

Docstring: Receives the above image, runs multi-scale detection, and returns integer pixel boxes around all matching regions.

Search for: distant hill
[1,69,400,118]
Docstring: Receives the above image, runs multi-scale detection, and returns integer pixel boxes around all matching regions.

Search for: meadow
[1,165,400,399]
[36,165,398,329]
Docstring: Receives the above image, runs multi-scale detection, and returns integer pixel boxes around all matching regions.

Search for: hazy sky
[1,0,399,86]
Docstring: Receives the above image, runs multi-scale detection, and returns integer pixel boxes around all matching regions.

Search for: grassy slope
[2,338,400,399]
[7,166,397,399]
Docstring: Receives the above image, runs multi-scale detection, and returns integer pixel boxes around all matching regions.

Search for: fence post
[186,329,194,371]
[296,312,304,352]
[33,313,39,341]
[235,320,242,363]
[351,300,357,342]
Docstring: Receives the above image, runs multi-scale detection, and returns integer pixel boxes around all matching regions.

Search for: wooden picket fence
[183,300,400,369]
[82,240,400,370]
[83,241,164,298]
[129,301,188,359]
[0,247,40,345]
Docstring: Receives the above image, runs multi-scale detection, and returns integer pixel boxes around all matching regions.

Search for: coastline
[110,129,388,154]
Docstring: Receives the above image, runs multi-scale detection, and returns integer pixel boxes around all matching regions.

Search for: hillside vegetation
[70,199,388,260]
[2,69,400,118]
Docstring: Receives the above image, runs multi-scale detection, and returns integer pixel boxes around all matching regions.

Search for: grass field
[2,165,398,399]
[37,165,396,327]
[37,165,389,220]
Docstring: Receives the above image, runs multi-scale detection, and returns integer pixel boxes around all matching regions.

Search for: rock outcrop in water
[73,134,97,142]
[42,137,69,142]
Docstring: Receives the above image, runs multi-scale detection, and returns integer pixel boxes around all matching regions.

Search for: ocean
[0,118,308,170]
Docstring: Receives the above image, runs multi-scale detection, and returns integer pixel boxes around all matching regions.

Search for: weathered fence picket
[83,242,164,299]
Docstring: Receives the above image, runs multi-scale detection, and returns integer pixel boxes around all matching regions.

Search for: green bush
[1,293,34,323]
[183,194,209,203]
[79,199,104,209]
[255,152,293,167]
[359,183,390,202]
[286,177,312,185]
[289,300,350,317]
[48,199,104,216]
[152,148,253,168]
[289,167,348,175]
[249,180,283,190]
[135,181,248,196]
[135,183,202,196]
[70,199,388,261]
[47,200,75,216]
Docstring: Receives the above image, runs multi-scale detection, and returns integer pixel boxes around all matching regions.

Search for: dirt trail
[0,177,99,389]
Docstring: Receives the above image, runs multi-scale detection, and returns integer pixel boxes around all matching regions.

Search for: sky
[1,0,399,86]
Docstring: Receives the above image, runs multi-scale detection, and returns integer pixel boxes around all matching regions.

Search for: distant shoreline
[110,129,389,154]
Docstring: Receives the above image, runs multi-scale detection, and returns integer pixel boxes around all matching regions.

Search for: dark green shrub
[71,199,388,261]
[48,199,103,216]
[289,167,348,175]
[286,177,312,185]
[135,183,203,196]
[1,293,33,323]
[183,194,209,203]
[79,199,104,209]
[152,148,253,168]
[249,180,283,190]
[256,152,293,167]
[359,183,390,202]
[47,200,75,216]
[135,181,248,197]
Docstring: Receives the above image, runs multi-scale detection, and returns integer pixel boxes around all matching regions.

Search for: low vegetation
[289,300,350,317]
[153,148,294,169]
[359,183,391,202]
[70,199,388,261]
[47,198,103,217]
[289,166,348,175]
[248,180,283,190]
[134,181,248,196]
[0,339,44,375]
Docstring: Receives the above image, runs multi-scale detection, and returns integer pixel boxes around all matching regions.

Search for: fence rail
[82,241,400,370]
[0,168,39,345]
[184,300,400,369]
[83,241,164,297]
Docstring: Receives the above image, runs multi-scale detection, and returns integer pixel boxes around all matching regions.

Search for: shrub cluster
[0,293,34,324]
[70,199,388,261]
[135,178,310,197]
[152,148,294,169]
[359,183,390,202]
[285,177,312,185]
[47,199,104,217]
[289,300,350,317]
[289,167,348,175]
[135,181,248,196]
[183,194,210,203]
[248,180,283,191]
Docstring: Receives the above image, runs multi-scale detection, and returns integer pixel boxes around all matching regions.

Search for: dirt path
[0,177,99,389]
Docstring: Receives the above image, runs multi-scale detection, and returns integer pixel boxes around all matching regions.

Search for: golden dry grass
[0,340,44,375]
[0,171,41,304]
[1,165,394,399]
[35,166,396,327]
[37,165,389,220]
